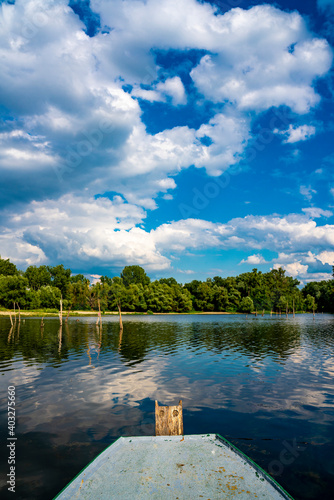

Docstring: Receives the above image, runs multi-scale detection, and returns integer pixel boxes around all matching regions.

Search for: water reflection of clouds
[11,357,170,443]
[1,359,41,389]
[5,345,334,448]
[2,316,334,448]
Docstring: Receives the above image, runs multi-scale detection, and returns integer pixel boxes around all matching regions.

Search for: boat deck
[55,434,292,499]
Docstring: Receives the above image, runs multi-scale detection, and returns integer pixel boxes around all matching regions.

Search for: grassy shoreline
[0,309,312,317]
[0,309,237,317]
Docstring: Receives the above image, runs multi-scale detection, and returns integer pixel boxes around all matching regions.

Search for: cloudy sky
[0,0,333,284]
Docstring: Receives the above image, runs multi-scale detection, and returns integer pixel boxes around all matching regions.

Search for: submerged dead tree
[16,302,21,322]
[117,301,123,331]
[95,299,102,326]
[59,299,63,326]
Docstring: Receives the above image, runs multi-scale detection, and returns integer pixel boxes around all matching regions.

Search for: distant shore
[0,310,238,317]
[0,310,312,317]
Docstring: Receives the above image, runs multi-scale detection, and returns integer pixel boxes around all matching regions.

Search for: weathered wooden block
[155,400,183,436]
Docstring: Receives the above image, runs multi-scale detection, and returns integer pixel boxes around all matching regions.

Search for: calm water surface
[0,314,334,499]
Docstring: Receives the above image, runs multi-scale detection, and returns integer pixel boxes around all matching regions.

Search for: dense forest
[0,257,333,313]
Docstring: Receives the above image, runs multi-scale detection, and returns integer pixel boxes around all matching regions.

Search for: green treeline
[0,257,333,313]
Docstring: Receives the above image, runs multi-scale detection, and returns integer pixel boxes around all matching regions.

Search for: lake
[0,313,333,499]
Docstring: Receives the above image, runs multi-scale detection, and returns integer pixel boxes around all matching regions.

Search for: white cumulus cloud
[316,251,334,266]
[189,6,332,113]
[2,195,334,280]
[0,0,331,210]
[300,185,317,201]
[0,0,333,281]
[302,207,333,218]
[240,254,267,265]
[274,124,316,143]
[273,261,308,277]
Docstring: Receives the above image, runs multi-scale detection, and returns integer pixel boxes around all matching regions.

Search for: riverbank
[0,310,138,317]
[0,309,237,317]
[0,309,311,317]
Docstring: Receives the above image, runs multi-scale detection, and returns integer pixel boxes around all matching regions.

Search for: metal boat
[54,433,293,499]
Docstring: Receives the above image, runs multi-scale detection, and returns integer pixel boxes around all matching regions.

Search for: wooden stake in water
[8,326,13,343]
[155,400,183,436]
[9,312,13,327]
[59,299,63,326]
[96,303,99,326]
[98,299,102,325]
[293,299,295,318]
[117,301,123,331]
[118,327,123,353]
[58,326,62,352]
[95,299,102,326]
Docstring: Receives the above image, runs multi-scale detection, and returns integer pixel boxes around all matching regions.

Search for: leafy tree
[2,257,333,314]
[28,289,41,310]
[68,275,90,310]
[100,275,113,286]
[184,280,202,298]
[0,275,29,308]
[227,288,241,311]
[37,286,62,309]
[277,295,288,312]
[0,257,18,276]
[239,296,254,313]
[302,281,333,313]
[47,264,71,298]
[212,286,229,312]
[193,282,215,311]
[124,284,147,311]
[25,265,51,290]
[105,278,128,312]
[159,277,178,286]
[144,282,174,312]
[213,276,240,311]
[70,274,88,284]
[305,294,316,312]
[170,284,192,312]
[121,266,150,287]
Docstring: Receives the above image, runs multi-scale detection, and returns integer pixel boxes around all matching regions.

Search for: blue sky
[0,0,334,284]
